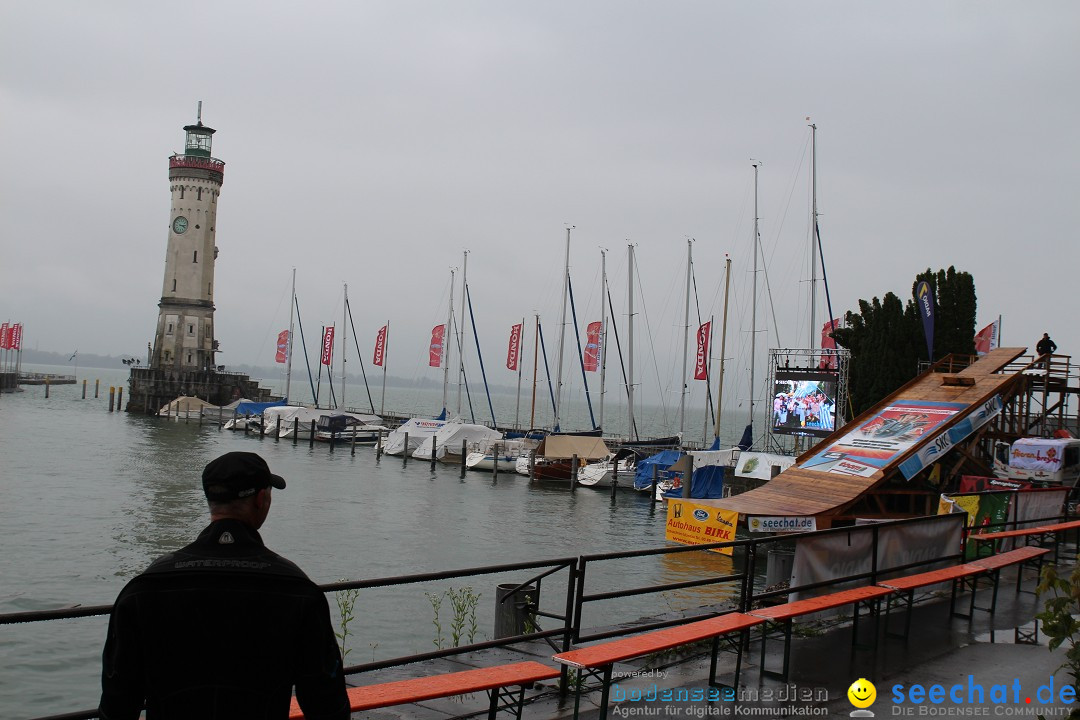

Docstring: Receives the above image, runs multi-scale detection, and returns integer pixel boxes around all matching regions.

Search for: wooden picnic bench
[551,612,765,720]
[877,546,1052,639]
[747,585,894,681]
[287,660,560,720]
[970,518,1080,561]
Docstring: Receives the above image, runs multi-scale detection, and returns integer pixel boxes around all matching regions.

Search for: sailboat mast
[285,268,296,403]
[627,242,636,441]
[809,122,819,348]
[443,269,455,417]
[515,316,524,431]
[530,313,539,429]
[380,321,388,416]
[554,227,571,430]
[341,283,348,408]
[598,249,608,433]
[714,255,731,441]
[457,250,469,415]
[679,239,692,438]
[750,162,760,445]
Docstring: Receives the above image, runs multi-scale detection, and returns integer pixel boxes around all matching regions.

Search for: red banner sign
[819,318,840,369]
[429,325,446,368]
[694,321,711,380]
[583,321,602,372]
[275,330,289,364]
[10,323,22,351]
[321,327,335,366]
[373,325,387,367]
[506,323,522,371]
[974,320,999,355]
[0,323,8,350]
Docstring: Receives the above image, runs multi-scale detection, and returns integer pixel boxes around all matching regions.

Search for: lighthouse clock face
[172,216,188,234]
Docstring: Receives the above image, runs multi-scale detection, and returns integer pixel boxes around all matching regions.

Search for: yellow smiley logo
[847,678,876,709]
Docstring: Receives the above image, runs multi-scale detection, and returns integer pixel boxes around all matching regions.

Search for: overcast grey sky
[2,2,1078,429]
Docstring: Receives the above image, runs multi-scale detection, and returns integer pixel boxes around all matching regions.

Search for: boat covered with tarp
[411,421,502,461]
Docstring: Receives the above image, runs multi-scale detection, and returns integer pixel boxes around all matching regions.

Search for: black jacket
[1037,337,1057,356]
[100,519,349,720]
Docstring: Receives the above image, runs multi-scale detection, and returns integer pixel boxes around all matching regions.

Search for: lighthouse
[127,105,272,413]
[152,103,223,371]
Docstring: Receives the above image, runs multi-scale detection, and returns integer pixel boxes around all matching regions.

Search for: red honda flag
[11,323,22,350]
[0,323,9,350]
[506,323,522,371]
[429,324,446,368]
[321,327,335,366]
[583,321,602,372]
[274,330,289,363]
[694,321,711,380]
[819,319,840,369]
[373,325,387,367]
[974,319,999,355]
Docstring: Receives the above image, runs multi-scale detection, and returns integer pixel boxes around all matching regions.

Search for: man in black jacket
[99,452,350,719]
[1036,333,1058,357]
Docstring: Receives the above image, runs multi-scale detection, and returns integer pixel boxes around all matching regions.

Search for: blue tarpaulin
[662,465,726,499]
[633,450,684,490]
[234,400,287,416]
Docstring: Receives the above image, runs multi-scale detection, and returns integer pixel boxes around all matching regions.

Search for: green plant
[334,581,361,661]
[1035,560,1080,720]
[427,586,482,649]
[426,590,446,649]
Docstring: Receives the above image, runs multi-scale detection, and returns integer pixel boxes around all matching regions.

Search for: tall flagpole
[380,321,389,416]
[285,268,296,403]
[679,238,692,439]
[340,283,348,409]
[598,249,608,433]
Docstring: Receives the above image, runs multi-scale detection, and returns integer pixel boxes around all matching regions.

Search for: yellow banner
[665,500,739,555]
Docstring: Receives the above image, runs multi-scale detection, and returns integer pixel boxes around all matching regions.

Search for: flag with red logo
[0,323,9,350]
[583,322,602,372]
[373,325,387,367]
[819,319,841,369]
[506,323,522,371]
[11,323,22,350]
[694,321,711,380]
[275,330,289,363]
[974,319,1000,355]
[321,327,335,366]
[429,325,446,368]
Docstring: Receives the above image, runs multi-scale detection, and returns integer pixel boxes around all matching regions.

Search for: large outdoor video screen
[771,368,839,438]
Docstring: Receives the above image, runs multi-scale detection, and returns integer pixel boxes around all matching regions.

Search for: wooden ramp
[708,347,1028,520]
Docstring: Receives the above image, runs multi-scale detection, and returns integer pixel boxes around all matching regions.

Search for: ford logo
[693,509,709,521]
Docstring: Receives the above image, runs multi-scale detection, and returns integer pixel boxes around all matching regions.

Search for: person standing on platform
[99,452,350,720]
[1036,332,1058,357]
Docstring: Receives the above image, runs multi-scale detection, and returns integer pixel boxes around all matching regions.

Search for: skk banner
[974,319,1000,355]
[320,327,334,366]
[274,330,289,364]
[373,325,387,367]
[583,321,602,372]
[694,321,711,380]
[0,323,9,350]
[506,323,522,371]
[916,280,935,361]
[429,325,446,368]
[665,499,737,556]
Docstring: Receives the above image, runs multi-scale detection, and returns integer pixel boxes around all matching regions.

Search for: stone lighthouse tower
[153,103,222,371]
[126,105,271,413]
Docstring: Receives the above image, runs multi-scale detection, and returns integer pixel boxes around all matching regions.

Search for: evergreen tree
[832,266,977,415]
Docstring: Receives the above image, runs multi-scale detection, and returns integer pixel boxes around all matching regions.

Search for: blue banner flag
[916,280,935,361]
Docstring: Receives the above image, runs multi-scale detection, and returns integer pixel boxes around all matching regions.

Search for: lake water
[0,365,742,719]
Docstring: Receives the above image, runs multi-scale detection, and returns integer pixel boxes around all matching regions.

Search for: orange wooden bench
[969,545,1052,605]
[551,612,765,720]
[970,519,1080,561]
[747,585,894,681]
[287,660,560,720]
[877,563,988,638]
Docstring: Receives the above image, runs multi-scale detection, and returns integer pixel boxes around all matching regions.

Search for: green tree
[832,266,977,415]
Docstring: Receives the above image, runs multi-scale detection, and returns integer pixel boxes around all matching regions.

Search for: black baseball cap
[202,452,286,501]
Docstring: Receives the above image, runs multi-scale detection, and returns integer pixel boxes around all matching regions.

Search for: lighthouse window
[179,187,185,199]
[188,324,194,335]
[193,250,198,263]
[197,188,203,201]
[172,279,177,292]
[208,282,212,295]
[167,323,173,335]
[187,353,192,364]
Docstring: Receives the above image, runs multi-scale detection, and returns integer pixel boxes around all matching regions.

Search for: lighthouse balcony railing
[169,154,225,173]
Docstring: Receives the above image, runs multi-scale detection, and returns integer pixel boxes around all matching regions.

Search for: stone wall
[125,367,273,414]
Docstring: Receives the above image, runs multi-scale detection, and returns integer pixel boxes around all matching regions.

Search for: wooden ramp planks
[715,349,1029,519]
